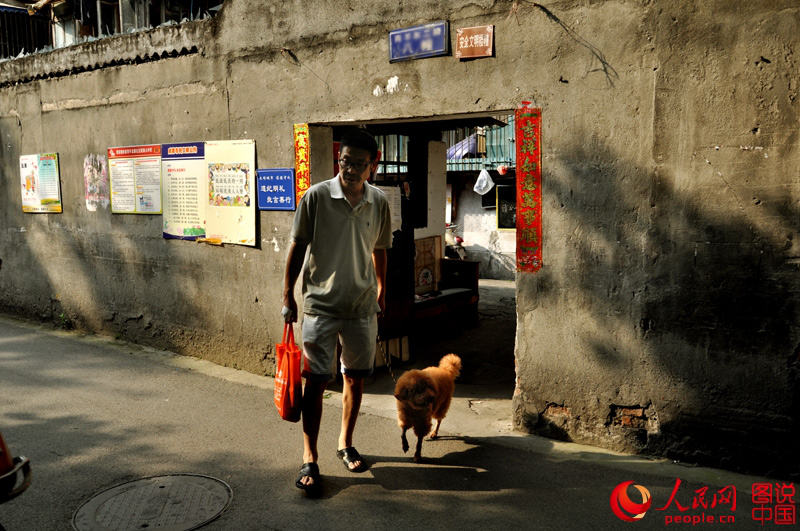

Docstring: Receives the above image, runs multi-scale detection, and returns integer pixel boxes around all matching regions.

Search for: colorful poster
[108,144,162,214]
[19,153,62,213]
[162,142,206,240]
[209,162,251,207]
[84,154,109,211]
[515,103,542,272]
[205,140,256,246]
[257,168,296,211]
[294,123,310,202]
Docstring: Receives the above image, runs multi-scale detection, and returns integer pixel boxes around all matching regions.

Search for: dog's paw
[401,437,409,453]
[413,453,422,463]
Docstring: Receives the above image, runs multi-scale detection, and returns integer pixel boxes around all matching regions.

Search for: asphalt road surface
[0,316,783,530]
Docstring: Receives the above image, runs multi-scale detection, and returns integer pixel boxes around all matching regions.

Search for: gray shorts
[301,313,377,381]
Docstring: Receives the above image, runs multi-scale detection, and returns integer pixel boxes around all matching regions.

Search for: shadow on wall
[0,157,277,377]
[518,133,799,478]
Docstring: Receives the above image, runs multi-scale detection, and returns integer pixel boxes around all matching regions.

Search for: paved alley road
[0,316,784,530]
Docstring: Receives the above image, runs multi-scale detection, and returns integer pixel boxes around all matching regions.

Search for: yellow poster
[20,153,63,213]
[294,123,310,202]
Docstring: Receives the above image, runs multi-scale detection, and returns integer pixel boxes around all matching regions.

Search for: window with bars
[1,0,223,60]
[442,114,515,172]
[373,134,409,184]
[0,8,50,58]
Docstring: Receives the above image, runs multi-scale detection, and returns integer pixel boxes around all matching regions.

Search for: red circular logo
[610,481,652,522]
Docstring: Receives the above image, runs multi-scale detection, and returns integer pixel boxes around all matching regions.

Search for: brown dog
[394,354,462,462]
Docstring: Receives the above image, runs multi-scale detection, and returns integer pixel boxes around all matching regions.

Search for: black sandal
[295,462,322,498]
[336,446,367,473]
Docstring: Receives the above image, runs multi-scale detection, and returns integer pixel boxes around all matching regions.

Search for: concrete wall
[1,0,798,476]
[508,1,800,477]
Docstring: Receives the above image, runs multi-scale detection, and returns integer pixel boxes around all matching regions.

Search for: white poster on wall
[204,139,256,246]
[84,154,109,211]
[161,142,206,240]
[376,184,402,234]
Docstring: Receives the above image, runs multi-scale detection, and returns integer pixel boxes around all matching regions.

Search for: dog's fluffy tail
[439,354,462,378]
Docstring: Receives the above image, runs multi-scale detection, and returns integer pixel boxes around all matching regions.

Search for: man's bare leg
[338,374,364,470]
[300,378,327,487]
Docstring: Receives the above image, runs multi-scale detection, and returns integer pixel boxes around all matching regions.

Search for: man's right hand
[282,297,298,323]
[282,240,306,324]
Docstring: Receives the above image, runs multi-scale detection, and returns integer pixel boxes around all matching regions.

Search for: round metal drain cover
[72,474,232,531]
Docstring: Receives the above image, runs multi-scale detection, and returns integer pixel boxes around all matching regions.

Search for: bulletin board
[496,184,516,229]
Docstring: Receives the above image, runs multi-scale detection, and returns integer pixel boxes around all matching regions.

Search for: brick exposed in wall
[543,403,571,418]
[607,404,648,430]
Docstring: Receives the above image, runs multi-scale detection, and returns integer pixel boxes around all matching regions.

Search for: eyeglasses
[338,158,370,172]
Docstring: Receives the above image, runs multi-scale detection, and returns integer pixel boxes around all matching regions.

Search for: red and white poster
[108,144,162,214]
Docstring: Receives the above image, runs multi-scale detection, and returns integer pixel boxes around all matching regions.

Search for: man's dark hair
[339,128,379,161]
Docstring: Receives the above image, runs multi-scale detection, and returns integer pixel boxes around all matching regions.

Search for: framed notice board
[496,184,516,229]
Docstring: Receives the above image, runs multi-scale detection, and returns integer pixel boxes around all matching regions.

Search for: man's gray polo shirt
[291,176,392,318]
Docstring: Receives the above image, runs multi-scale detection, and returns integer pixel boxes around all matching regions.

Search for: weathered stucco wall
[510,1,800,476]
[1,0,798,476]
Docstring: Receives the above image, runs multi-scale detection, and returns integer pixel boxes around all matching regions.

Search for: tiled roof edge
[0,19,214,87]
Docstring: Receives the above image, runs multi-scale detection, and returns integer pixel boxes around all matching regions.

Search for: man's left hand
[377,292,386,317]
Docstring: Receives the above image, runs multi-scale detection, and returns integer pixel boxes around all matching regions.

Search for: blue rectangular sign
[162,141,204,160]
[389,21,449,62]
[257,168,295,211]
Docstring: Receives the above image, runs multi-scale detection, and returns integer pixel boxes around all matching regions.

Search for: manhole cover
[72,474,232,531]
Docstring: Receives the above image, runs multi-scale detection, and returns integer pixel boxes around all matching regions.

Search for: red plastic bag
[274,323,303,422]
